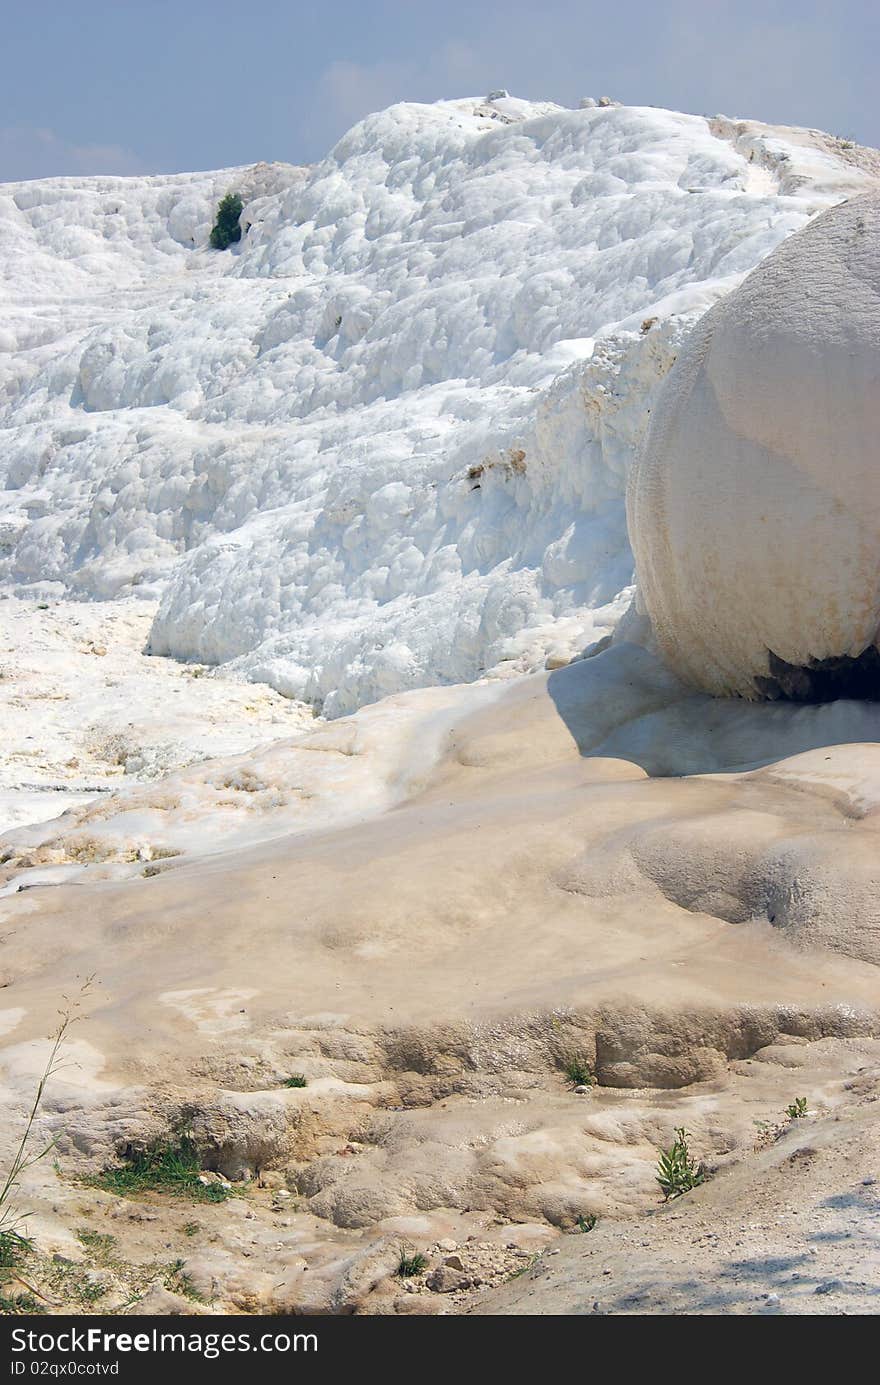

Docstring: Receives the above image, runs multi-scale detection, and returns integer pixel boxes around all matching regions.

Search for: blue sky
[2,1,876,179]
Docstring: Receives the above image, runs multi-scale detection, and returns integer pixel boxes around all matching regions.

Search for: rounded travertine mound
[628,192,880,700]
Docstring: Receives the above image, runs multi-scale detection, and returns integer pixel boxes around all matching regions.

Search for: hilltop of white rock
[1,97,874,715]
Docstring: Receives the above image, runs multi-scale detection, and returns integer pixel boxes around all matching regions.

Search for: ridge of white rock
[629,191,880,700]
[0,98,875,714]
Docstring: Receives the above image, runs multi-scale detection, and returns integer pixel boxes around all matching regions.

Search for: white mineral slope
[1,100,875,715]
[629,190,880,699]
[0,593,313,836]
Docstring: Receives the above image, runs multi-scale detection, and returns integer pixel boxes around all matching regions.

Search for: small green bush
[786,1097,809,1120]
[209,192,243,250]
[397,1252,428,1278]
[561,1054,595,1088]
[283,1074,308,1089]
[656,1127,705,1201]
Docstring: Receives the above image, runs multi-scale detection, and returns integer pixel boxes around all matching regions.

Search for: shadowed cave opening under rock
[755,645,880,702]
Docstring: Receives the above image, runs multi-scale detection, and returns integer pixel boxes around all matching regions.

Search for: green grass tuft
[76,1229,117,1262]
[0,1230,31,1274]
[0,1232,26,1269]
[87,1136,230,1204]
[0,1291,46,1315]
[283,1074,308,1088]
[163,1258,205,1303]
[397,1252,428,1278]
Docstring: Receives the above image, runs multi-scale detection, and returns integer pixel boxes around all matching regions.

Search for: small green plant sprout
[561,1053,595,1088]
[283,1074,308,1089]
[656,1127,706,1201]
[397,1251,428,1278]
[575,1213,598,1233]
[786,1097,809,1120]
[506,1253,540,1281]
[209,192,243,250]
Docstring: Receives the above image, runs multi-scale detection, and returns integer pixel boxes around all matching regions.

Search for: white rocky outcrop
[628,191,880,700]
[1,100,872,714]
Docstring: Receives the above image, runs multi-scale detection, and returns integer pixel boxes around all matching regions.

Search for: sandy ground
[477,1070,880,1315]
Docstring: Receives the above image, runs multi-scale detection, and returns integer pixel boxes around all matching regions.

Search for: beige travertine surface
[1,645,879,1313]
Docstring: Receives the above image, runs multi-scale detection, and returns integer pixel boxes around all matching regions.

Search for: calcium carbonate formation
[0,98,870,712]
[629,192,880,701]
